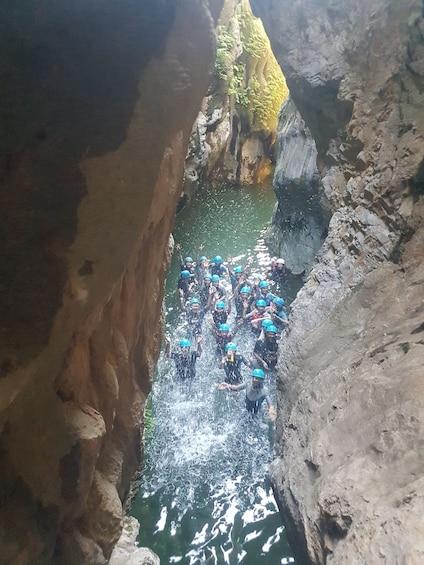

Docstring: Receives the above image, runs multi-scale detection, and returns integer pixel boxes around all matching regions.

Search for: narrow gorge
[1,1,423,564]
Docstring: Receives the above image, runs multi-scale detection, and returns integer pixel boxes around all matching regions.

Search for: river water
[131,183,299,564]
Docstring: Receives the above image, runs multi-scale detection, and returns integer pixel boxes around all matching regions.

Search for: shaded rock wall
[251,0,424,563]
[265,97,330,274]
[0,0,221,563]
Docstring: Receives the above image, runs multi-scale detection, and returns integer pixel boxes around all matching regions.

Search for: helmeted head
[199,255,207,262]
[234,266,243,275]
[256,299,266,310]
[180,339,191,349]
[215,301,226,310]
[251,368,265,386]
[240,286,251,296]
[266,325,278,340]
[211,274,220,285]
[181,270,191,279]
[225,342,237,352]
[219,323,230,334]
[204,273,212,283]
[190,297,200,311]
[273,297,285,309]
[185,256,193,264]
[214,255,223,265]
[276,258,285,266]
[253,273,262,283]
[259,280,269,291]
[261,319,273,330]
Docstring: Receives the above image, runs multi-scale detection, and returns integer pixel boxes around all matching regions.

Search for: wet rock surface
[252,0,424,563]
[265,97,330,274]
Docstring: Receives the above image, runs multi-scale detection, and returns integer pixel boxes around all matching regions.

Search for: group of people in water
[165,244,290,421]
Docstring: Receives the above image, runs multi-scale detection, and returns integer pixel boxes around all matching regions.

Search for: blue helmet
[179,339,191,348]
[225,342,237,352]
[219,323,230,332]
[253,273,262,281]
[181,270,191,279]
[234,266,243,273]
[204,272,212,280]
[266,325,278,334]
[211,274,220,282]
[214,255,223,264]
[240,286,251,294]
[256,299,266,308]
[216,301,226,310]
[251,368,265,379]
[199,255,207,262]
[259,280,269,288]
[273,297,285,308]
[190,297,200,305]
[261,319,273,328]
[185,256,193,263]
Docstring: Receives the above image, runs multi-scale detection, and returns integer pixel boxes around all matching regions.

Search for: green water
[131,183,297,565]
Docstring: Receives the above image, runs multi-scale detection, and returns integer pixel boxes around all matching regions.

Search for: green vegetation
[213,0,288,131]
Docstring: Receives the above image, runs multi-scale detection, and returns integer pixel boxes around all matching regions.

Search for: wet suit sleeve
[231,382,246,392]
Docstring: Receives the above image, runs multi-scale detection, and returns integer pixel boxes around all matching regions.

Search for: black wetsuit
[170,351,199,380]
[254,337,279,369]
[215,332,234,357]
[235,294,254,320]
[222,353,250,385]
[186,309,206,338]
[212,309,228,328]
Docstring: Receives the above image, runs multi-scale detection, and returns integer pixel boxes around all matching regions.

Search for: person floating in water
[218,368,276,420]
[270,257,286,285]
[244,298,268,335]
[175,243,197,276]
[218,342,251,385]
[177,270,195,310]
[253,324,279,372]
[165,335,202,381]
[184,297,207,339]
[210,255,229,279]
[258,280,276,306]
[212,323,235,357]
[234,285,254,323]
[269,297,289,332]
[195,246,210,284]
[211,299,231,329]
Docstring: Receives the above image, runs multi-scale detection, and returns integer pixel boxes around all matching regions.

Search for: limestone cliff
[251,0,424,563]
[0,1,221,563]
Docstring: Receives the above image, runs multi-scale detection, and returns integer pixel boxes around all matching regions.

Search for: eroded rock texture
[251,0,424,563]
[265,97,330,274]
[0,1,221,563]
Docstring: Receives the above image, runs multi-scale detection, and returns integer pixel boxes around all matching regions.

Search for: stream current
[131,183,299,564]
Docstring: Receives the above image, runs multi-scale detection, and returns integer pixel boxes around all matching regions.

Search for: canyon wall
[265,97,330,275]
[251,0,424,563]
[0,1,222,563]
[183,0,288,198]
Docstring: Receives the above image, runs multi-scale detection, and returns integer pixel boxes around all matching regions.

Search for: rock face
[251,0,424,563]
[265,97,330,274]
[0,1,221,563]
[183,0,288,197]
